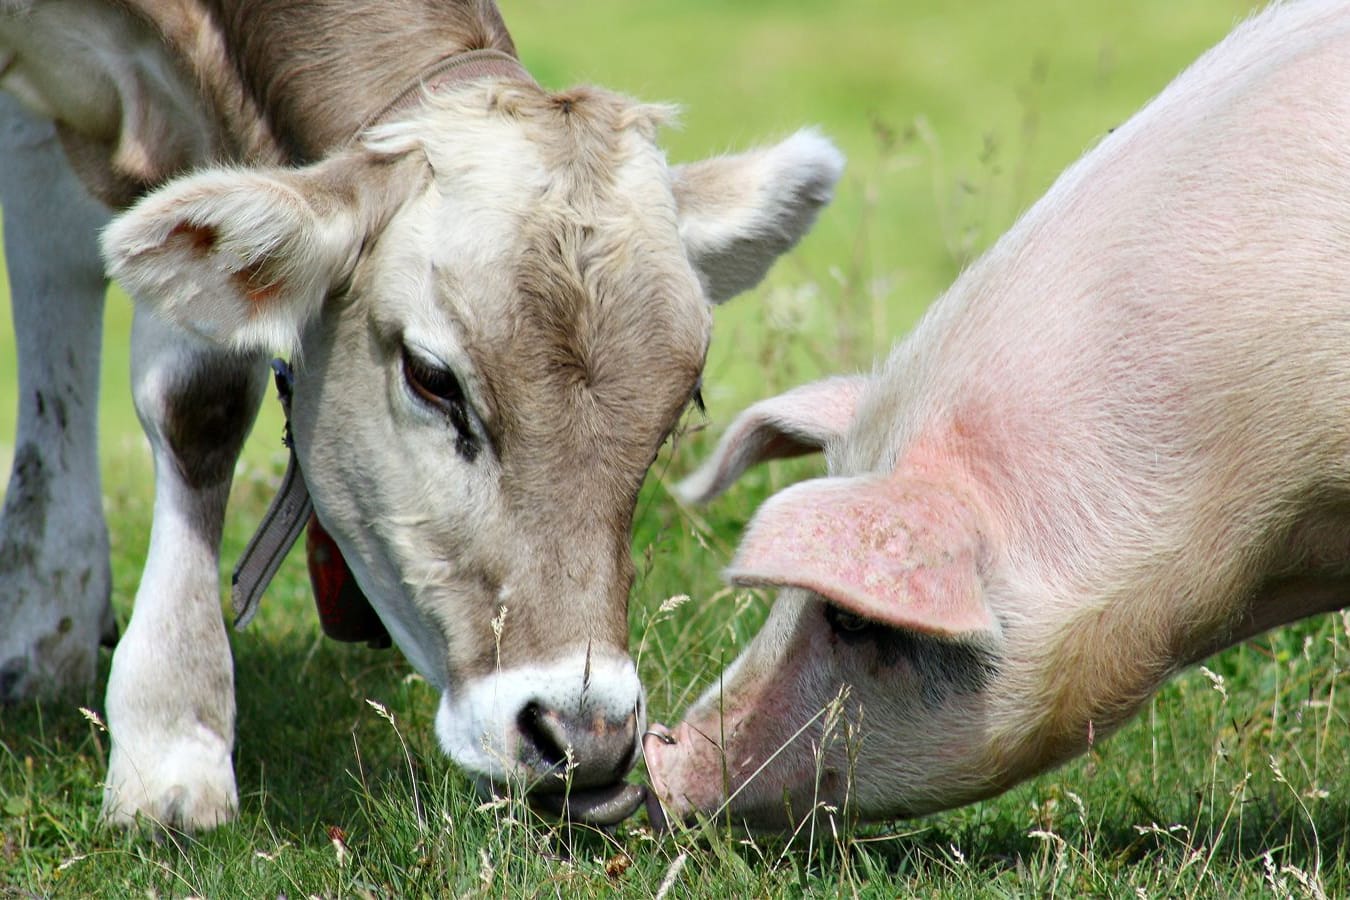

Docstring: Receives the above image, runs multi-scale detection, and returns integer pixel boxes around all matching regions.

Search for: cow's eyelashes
[691,377,705,414]
[401,346,480,462]
[402,348,464,408]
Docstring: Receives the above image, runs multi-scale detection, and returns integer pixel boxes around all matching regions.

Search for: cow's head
[101,77,842,816]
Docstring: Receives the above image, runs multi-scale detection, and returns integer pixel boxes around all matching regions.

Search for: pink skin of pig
[644,0,1350,830]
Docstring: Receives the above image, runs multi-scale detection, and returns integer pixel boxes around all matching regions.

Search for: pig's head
[646,376,1012,828]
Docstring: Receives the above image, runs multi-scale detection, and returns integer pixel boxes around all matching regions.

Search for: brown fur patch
[0,444,48,578]
[162,355,263,491]
[54,125,150,209]
[197,0,518,161]
[168,221,218,253]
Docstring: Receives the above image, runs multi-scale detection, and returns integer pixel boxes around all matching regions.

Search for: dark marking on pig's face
[823,603,1000,708]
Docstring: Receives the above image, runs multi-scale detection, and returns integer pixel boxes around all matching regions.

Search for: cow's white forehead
[362,85,680,278]
[358,83,698,396]
[362,84,677,225]
[366,102,547,260]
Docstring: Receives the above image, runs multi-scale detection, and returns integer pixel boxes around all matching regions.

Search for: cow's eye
[824,604,881,641]
[403,347,465,409]
[401,345,480,461]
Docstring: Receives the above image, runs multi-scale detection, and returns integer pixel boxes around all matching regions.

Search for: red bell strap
[231,360,389,648]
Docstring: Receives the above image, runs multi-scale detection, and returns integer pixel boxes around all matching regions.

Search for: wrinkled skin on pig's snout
[645,588,1004,829]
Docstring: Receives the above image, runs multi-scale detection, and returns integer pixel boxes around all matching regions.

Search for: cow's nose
[516,701,639,788]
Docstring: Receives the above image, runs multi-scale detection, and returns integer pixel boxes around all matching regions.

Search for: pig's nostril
[516,702,568,770]
[644,726,677,746]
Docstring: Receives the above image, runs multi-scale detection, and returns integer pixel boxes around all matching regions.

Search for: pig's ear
[726,475,995,637]
[674,375,867,505]
[674,129,844,303]
[102,152,404,352]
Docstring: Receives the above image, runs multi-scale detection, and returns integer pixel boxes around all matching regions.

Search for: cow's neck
[127,0,512,164]
[201,0,518,161]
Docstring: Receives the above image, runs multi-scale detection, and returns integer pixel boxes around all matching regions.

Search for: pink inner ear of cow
[165,221,279,304]
[233,267,283,305]
[168,221,218,253]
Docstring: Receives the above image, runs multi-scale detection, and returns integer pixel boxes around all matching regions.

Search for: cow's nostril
[515,701,640,789]
[516,701,568,770]
[614,729,638,778]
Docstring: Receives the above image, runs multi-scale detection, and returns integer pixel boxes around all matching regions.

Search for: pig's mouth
[642,719,844,832]
[642,723,679,832]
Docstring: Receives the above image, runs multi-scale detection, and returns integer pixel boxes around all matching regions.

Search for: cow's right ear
[674,129,844,304]
[673,375,868,504]
[102,152,410,352]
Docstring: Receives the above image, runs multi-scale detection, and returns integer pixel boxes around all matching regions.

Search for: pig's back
[846,0,1350,614]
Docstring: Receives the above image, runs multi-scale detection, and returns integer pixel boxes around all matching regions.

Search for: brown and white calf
[645,0,1350,829]
[0,0,843,829]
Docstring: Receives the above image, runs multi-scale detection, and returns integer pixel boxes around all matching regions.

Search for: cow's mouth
[529,781,647,826]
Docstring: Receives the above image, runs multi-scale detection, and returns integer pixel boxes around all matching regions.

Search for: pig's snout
[642,722,678,831]
[642,721,700,831]
[644,722,678,747]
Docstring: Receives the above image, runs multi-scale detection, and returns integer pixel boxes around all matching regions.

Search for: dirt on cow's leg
[101,308,267,831]
[0,93,113,704]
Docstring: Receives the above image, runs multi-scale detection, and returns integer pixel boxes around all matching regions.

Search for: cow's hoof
[102,738,239,832]
[0,657,29,703]
[0,634,99,704]
[0,559,113,702]
[101,785,238,834]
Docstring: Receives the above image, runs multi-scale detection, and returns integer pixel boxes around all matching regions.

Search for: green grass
[8,0,1349,896]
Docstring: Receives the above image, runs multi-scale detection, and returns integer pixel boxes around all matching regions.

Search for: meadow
[5,0,1348,896]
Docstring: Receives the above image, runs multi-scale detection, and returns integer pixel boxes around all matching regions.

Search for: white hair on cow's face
[360,82,677,181]
[434,652,644,782]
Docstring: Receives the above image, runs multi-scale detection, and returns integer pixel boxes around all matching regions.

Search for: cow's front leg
[0,94,116,702]
[101,310,267,830]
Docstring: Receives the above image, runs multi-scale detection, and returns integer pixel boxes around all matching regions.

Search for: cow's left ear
[674,129,844,304]
[102,152,412,352]
[674,375,868,505]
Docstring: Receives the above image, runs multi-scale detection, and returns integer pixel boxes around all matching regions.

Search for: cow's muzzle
[516,701,643,824]
[435,652,647,824]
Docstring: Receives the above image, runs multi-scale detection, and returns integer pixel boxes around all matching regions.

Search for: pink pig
[644,0,1350,829]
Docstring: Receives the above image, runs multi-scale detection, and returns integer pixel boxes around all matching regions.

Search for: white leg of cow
[101,310,266,830]
[0,93,115,702]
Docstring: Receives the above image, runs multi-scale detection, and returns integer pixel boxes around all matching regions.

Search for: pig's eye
[825,605,882,640]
